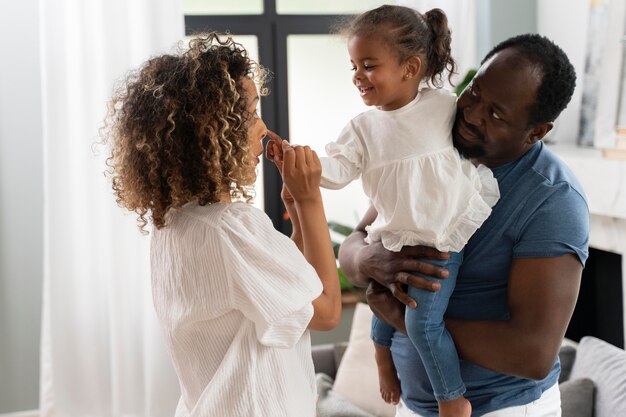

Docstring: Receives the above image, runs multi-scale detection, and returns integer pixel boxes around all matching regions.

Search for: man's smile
[456,117,482,143]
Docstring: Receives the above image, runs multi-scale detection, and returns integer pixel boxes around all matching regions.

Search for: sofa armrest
[312,342,349,380]
[559,343,577,383]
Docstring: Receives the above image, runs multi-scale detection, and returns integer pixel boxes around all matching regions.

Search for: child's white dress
[320,88,500,252]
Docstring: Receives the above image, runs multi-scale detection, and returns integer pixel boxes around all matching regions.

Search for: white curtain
[398,0,477,84]
[39,1,184,416]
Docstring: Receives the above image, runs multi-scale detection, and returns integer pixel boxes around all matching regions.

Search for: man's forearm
[337,205,379,287]
[337,230,371,287]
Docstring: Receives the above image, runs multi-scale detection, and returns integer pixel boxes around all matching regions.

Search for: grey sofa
[313,336,626,417]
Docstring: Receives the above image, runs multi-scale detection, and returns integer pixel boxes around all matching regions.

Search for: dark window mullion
[184,8,352,234]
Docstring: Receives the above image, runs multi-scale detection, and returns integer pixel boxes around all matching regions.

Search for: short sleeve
[320,121,364,190]
[513,184,590,266]
[220,204,323,347]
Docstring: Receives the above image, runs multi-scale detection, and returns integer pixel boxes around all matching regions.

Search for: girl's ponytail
[424,8,457,86]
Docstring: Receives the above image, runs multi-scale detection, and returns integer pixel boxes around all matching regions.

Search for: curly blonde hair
[102,33,268,232]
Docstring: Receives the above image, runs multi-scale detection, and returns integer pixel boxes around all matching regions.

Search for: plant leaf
[328,221,353,237]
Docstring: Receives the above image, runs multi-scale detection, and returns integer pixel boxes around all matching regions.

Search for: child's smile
[348,34,418,111]
[358,85,374,97]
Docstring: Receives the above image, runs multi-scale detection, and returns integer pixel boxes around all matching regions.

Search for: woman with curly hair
[102,33,341,417]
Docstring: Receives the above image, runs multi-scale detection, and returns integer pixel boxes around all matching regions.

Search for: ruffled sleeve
[220,203,322,348]
[320,121,364,190]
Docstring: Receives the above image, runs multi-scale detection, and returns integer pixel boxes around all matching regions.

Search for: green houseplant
[455,68,476,97]
[328,221,355,290]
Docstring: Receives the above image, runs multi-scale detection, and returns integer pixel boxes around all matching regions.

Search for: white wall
[537,0,589,146]
[474,0,589,146]
[0,0,43,413]
[476,0,537,62]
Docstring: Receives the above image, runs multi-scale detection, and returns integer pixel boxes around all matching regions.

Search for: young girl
[323,5,499,417]
[101,33,341,417]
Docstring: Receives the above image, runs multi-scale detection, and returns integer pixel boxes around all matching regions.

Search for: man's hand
[355,237,450,308]
[367,280,407,334]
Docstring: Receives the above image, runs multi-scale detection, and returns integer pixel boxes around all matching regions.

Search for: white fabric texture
[396,384,561,417]
[151,202,323,417]
[39,1,184,417]
[320,88,500,252]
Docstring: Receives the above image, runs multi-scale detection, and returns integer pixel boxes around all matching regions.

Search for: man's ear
[405,56,422,80]
[527,121,554,144]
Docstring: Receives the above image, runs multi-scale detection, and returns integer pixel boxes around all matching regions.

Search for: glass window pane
[183,35,265,210]
[184,0,263,15]
[277,0,386,15]
[287,34,370,227]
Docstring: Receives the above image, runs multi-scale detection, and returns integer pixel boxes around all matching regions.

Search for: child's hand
[265,131,295,205]
[265,130,284,170]
[281,140,322,203]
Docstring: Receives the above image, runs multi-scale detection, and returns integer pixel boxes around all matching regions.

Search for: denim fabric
[371,314,395,348]
[405,251,465,402]
[370,252,465,401]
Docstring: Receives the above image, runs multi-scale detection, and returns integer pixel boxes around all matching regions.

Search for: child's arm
[277,137,341,331]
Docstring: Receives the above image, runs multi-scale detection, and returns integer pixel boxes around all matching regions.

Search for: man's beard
[452,121,486,160]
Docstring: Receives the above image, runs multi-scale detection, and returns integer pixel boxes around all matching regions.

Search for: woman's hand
[280,141,321,204]
[265,135,339,331]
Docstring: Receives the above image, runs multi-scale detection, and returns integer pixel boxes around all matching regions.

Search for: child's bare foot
[374,343,401,405]
[438,396,471,417]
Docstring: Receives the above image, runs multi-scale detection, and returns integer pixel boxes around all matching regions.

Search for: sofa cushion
[559,378,594,417]
[316,373,376,417]
[558,344,577,383]
[312,342,348,380]
[332,303,396,417]
[569,336,626,417]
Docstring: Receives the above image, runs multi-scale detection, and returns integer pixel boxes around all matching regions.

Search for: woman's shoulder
[222,201,270,223]
[165,201,268,233]
[218,202,279,240]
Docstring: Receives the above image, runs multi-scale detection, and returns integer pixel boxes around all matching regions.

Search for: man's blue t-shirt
[391,141,590,417]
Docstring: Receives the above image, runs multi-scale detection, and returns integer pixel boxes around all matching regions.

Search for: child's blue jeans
[370,250,465,402]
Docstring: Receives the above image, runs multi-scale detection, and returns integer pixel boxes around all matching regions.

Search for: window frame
[185,0,354,234]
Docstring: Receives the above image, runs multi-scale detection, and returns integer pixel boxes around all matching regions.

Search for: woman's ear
[405,56,422,80]
[527,121,554,144]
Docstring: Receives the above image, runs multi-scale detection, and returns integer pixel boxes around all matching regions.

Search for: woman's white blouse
[320,88,500,252]
[151,202,322,417]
